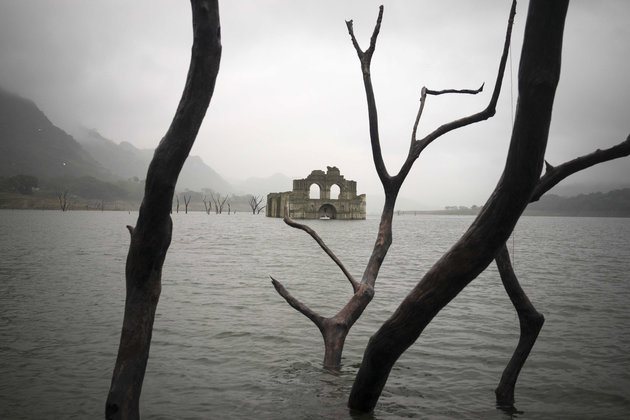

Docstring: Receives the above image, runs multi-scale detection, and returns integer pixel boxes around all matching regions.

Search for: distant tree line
[0,172,266,214]
[526,188,630,217]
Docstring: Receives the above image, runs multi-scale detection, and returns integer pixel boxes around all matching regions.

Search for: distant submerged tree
[248,194,265,214]
[183,194,192,214]
[210,192,228,214]
[57,190,69,211]
[202,195,212,214]
[105,1,221,419]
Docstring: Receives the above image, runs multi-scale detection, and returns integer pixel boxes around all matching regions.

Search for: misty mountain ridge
[0,87,107,179]
[72,127,232,193]
[0,87,233,194]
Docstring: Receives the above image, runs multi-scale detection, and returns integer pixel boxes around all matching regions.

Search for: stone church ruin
[266,166,366,220]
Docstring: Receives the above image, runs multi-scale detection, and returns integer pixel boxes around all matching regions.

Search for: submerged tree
[105,1,222,419]
[494,135,630,406]
[202,195,212,214]
[210,192,228,214]
[57,190,69,211]
[272,1,516,370]
[248,194,265,214]
[183,194,192,214]
[347,0,570,412]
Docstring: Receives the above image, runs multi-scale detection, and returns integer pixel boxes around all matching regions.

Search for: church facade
[266,166,366,220]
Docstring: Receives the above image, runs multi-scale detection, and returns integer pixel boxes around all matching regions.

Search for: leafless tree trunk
[272,1,516,371]
[175,194,180,213]
[249,194,264,214]
[183,194,191,214]
[202,195,212,214]
[348,0,568,412]
[495,135,630,406]
[57,190,69,211]
[210,192,228,214]
[105,2,221,419]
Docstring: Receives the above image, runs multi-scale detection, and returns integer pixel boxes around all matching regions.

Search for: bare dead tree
[175,194,180,213]
[56,190,69,211]
[494,135,630,407]
[347,0,569,412]
[183,194,191,214]
[202,195,212,214]
[105,2,221,419]
[272,1,516,371]
[210,192,228,214]
[227,200,231,215]
[248,194,265,214]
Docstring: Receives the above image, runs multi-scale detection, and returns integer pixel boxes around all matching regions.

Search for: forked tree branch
[349,0,568,411]
[411,84,485,145]
[531,134,630,202]
[283,207,360,292]
[409,0,517,161]
[346,6,390,186]
[270,276,326,330]
[494,134,630,405]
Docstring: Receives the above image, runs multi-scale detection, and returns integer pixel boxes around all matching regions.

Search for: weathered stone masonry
[266,166,366,220]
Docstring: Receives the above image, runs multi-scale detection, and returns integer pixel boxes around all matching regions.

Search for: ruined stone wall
[266,166,366,220]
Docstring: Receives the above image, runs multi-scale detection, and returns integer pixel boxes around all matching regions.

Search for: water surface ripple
[0,210,629,419]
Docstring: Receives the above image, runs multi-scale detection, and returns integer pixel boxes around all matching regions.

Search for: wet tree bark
[494,243,545,406]
[105,2,221,419]
[348,0,569,412]
[495,134,630,406]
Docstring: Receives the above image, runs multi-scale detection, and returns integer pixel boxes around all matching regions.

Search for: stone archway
[318,204,337,219]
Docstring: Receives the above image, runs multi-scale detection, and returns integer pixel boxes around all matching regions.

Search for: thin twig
[425,83,485,96]
[412,84,485,145]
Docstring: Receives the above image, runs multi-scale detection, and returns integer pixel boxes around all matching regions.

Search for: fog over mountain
[72,127,233,193]
[0,87,106,179]
[0,87,234,195]
[1,1,628,210]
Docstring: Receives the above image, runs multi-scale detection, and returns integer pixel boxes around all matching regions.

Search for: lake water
[1,210,629,419]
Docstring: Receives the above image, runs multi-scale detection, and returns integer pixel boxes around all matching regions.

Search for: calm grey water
[1,210,629,419]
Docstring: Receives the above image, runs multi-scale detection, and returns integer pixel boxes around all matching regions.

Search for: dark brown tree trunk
[348,0,569,412]
[105,2,221,419]
[495,134,630,406]
[494,243,544,406]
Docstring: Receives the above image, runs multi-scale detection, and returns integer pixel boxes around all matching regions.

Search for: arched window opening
[330,184,340,200]
[309,183,321,199]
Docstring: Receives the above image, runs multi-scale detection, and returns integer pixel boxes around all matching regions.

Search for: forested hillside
[526,188,630,217]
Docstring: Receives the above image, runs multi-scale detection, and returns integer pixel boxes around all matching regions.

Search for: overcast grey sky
[1,1,628,209]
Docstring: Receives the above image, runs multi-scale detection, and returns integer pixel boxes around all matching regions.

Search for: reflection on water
[1,210,629,419]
